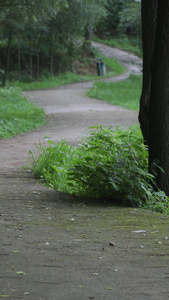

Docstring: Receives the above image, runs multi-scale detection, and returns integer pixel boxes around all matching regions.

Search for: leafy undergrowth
[0,87,46,139]
[88,74,142,111]
[30,126,169,214]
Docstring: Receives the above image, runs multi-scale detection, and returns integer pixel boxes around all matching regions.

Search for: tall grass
[0,87,46,139]
[87,74,142,111]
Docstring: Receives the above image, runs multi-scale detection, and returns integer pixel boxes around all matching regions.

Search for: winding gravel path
[0,42,142,172]
[4,44,169,300]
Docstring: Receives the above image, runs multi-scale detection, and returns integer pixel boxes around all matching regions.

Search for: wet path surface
[1,43,169,300]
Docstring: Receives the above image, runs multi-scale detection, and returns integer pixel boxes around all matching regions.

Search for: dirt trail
[1,43,169,300]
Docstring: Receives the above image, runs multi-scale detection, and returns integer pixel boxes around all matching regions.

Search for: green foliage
[68,126,151,207]
[87,74,142,111]
[118,0,141,36]
[0,87,45,139]
[30,126,169,213]
[96,0,141,40]
[0,0,108,85]
[30,139,79,193]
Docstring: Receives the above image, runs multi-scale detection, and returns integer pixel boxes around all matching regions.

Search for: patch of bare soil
[1,42,169,300]
[73,58,98,75]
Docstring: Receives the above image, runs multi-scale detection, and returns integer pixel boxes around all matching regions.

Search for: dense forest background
[0,0,141,85]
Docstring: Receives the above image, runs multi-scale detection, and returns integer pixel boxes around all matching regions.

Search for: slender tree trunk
[36,32,42,78]
[85,26,93,55]
[138,0,158,144]
[149,0,169,194]
[50,25,54,75]
[2,31,12,86]
[18,42,22,81]
[29,38,33,78]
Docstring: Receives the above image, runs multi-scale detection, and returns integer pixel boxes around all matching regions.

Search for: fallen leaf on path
[131,230,146,233]
[16,271,25,275]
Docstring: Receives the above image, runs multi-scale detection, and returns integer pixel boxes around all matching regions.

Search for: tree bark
[84,26,93,55]
[50,26,54,75]
[18,42,22,81]
[2,30,12,86]
[138,0,158,144]
[29,38,33,78]
[149,0,169,194]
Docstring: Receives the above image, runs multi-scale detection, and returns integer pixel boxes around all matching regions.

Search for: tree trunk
[2,31,12,86]
[149,0,169,194]
[18,42,22,81]
[36,33,42,78]
[29,38,33,78]
[84,26,93,56]
[50,31,54,75]
[138,0,158,144]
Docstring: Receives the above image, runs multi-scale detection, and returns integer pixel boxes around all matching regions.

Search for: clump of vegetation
[30,126,169,214]
[0,87,45,139]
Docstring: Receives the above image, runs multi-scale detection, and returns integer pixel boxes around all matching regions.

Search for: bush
[30,126,169,212]
[68,126,152,206]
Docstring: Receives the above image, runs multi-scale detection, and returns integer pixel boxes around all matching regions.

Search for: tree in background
[0,0,107,84]
[0,0,64,85]
[81,0,107,54]
[96,0,141,38]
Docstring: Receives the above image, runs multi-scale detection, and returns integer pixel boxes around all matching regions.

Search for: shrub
[68,126,152,206]
[30,126,169,212]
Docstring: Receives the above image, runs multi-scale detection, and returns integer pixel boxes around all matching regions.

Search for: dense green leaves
[30,125,169,212]
[0,0,107,85]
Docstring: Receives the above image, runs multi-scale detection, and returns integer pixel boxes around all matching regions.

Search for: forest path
[0,41,142,172]
[1,44,169,300]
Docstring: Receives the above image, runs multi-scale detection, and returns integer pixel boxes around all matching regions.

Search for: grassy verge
[11,57,125,91]
[87,74,142,111]
[0,87,46,139]
[93,35,142,57]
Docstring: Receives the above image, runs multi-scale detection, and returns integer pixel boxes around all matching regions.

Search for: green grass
[11,72,95,91]
[0,87,46,139]
[93,35,142,57]
[12,57,125,92]
[87,74,142,111]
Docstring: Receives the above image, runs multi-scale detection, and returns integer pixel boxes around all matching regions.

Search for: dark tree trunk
[138,0,158,144]
[36,32,42,78]
[29,38,33,78]
[50,30,54,75]
[149,0,169,194]
[84,26,93,55]
[2,31,12,86]
[18,42,21,81]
